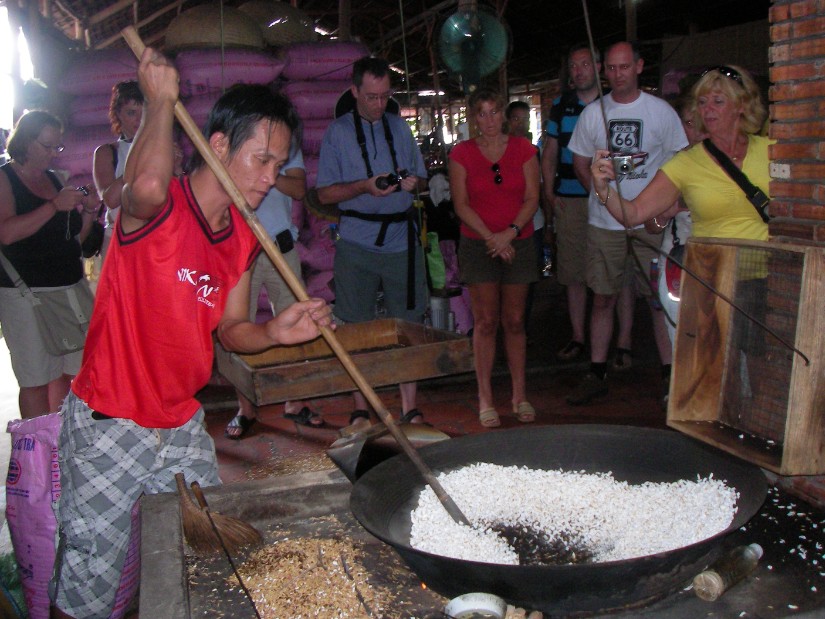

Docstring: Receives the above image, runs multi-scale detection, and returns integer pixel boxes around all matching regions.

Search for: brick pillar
[768,0,825,244]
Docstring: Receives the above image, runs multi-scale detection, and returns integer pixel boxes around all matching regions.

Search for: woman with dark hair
[0,110,99,418]
[449,88,540,427]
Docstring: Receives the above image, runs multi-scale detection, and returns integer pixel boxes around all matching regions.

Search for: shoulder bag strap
[702,138,770,223]
[0,250,38,303]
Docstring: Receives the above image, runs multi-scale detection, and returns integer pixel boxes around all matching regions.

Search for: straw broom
[174,473,262,555]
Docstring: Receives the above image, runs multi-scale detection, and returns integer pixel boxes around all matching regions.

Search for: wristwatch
[509,223,521,235]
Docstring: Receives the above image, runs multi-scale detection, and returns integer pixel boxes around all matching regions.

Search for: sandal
[513,401,536,423]
[284,406,325,428]
[557,340,585,361]
[224,413,256,440]
[348,409,371,426]
[611,348,633,372]
[399,409,425,424]
[479,408,501,428]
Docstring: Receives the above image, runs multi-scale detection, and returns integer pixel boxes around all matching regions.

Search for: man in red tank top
[51,47,333,619]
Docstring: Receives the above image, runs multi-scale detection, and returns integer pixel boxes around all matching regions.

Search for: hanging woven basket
[239,0,317,46]
[164,4,264,51]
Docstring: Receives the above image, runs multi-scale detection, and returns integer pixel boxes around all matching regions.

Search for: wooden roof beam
[94,0,182,49]
[88,0,135,26]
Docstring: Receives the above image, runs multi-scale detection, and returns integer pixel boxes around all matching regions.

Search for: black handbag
[81,220,105,258]
[80,202,106,258]
[702,138,770,223]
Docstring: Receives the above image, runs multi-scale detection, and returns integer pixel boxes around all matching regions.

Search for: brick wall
[768,0,825,244]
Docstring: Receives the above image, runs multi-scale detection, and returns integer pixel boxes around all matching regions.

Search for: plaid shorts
[50,392,220,618]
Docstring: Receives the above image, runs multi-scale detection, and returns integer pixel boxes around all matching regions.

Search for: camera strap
[352,109,401,179]
[344,109,417,309]
[702,138,770,223]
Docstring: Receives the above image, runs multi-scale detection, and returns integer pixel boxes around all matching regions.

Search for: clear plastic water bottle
[693,543,763,601]
[541,243,553,277]
[375,290,387,319]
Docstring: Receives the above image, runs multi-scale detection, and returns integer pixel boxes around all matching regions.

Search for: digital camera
[376,169,409,190]
[609,152,648,176]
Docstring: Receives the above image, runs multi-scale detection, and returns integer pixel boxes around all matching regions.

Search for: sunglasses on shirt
[491,163,502,185]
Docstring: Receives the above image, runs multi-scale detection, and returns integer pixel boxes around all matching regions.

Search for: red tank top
[73,176,260,428]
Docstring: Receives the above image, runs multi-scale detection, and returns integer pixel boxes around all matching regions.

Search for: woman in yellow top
[591,65,770,408]
[589,65,769,241]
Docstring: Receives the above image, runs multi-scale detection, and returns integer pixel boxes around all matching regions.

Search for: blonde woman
[449,89,540,427]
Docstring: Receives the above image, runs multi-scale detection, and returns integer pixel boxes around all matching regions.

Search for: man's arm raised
[121,47,178,231]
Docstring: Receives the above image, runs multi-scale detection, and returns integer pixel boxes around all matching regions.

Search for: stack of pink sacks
[279,40,367,304]
[52,40,371,312]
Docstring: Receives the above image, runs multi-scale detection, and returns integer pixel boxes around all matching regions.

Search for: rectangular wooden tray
[214,319,474,405]
[667,238,825,475]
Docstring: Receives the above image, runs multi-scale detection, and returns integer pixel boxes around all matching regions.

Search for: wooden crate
[214,318,474,405]
[667,238,825,475]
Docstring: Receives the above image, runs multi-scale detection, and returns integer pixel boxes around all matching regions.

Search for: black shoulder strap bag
[702,138,770,223]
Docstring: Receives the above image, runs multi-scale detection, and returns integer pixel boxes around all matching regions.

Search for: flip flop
[513,401,536,423]
[399,408,426,424]
[349,409,371,425]
[557,339,585,361]
[224,413,256,440]
[611,348,633,372]
[479,408,501,428]
[284,406,325,428]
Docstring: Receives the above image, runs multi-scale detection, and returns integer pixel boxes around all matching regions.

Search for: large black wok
[350,425,767,615]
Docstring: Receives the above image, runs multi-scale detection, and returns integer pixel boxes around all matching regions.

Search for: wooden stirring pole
[121,26,470,526]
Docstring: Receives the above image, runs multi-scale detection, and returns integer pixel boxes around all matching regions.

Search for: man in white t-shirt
[566,41,687,405]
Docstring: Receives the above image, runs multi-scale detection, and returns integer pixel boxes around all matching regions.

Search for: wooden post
[338,0,351,41]
[625,0,637,41]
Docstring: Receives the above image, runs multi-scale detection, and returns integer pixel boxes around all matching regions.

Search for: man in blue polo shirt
[316,56,428,429]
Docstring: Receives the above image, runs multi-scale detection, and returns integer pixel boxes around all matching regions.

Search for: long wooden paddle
[121,26,469,526]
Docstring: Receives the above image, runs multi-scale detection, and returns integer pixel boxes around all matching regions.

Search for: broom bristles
[175,473,262,555]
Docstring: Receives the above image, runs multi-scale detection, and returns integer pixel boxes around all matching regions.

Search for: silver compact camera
[609,152,648,176]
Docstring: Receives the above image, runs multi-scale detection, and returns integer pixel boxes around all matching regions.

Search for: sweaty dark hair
[109,80,143,136]
[6,110,62,164]
[569,41,600,63]
[505,100,530,120]
[189,84,301,172]
[352,56,391,88]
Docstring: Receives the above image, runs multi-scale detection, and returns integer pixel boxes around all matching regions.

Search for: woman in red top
[449,89,540,427]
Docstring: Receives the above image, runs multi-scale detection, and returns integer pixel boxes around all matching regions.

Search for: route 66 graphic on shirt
[608,119,642,154]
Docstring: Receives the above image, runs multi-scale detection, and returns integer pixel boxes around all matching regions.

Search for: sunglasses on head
[491,163,502,185]
[702,65,743,85]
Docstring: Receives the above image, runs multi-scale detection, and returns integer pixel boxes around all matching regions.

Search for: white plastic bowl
[444,592,507,619]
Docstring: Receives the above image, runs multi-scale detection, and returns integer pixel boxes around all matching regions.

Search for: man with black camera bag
[317,55,429,429]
